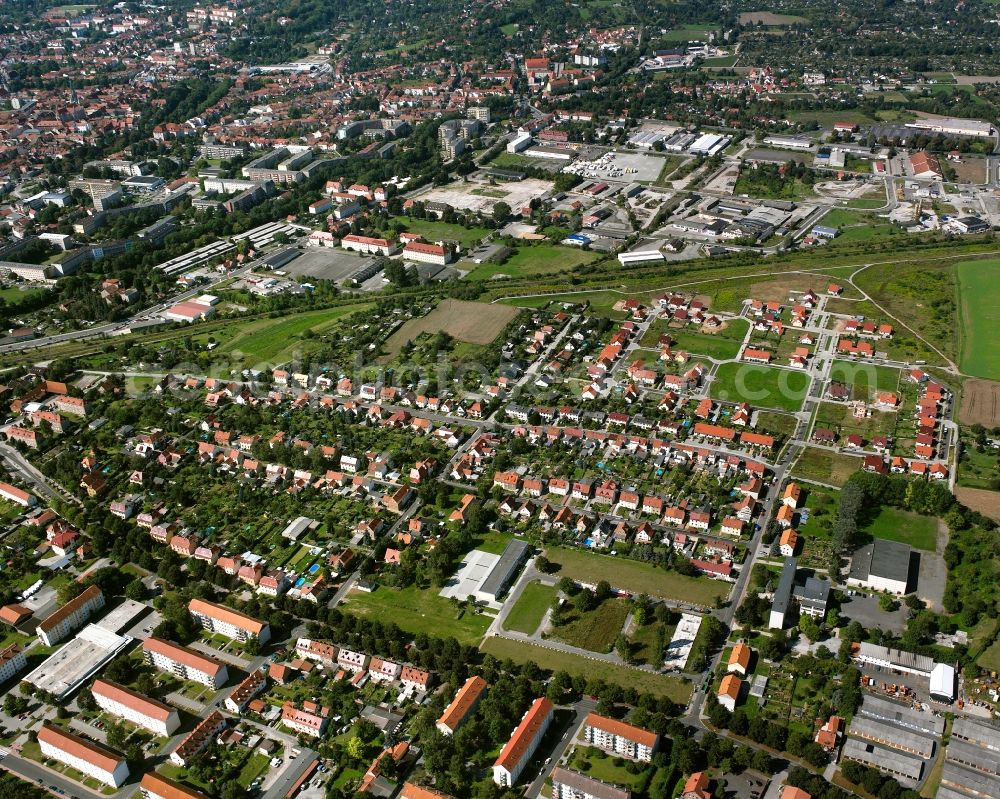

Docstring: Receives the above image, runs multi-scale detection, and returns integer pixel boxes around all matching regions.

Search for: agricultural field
[545,546,729,605]
[957,259,1000,380]
[738,11,809,24]
[502,582,557,634]
[792,447,864,487]
[959,378,1000,427]
[341,584,492,646]
[710,363,810,412]
[463,244,599,282]
[860,506,939,551]
[382,299,519,358]
[479,636,692,703]
[955,487,1000,522]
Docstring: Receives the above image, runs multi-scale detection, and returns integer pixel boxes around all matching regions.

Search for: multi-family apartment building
[91,679,181,736]
[143,637,229,688]
[552,767,631,799]
[37,585,105,646]
[295,638,339,666]
[0,644,26,683]
[170,711,227,766]
[187,598,270,645]
[38,723,129,788]
[224,670,268,714]
[281,702,329,737]
[492,697,554,786]
[337,648,370,673]
[140,772,210,799]
[582,714,659,762]
[436,676,487,735]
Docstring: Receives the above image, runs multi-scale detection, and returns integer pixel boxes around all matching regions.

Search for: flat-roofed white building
[38,723,129,788]
[92,679,180,736]
[187,598,270,645]
[143,637,229,688]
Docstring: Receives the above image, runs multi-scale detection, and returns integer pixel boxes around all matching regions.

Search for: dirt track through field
[960,378,1000,427]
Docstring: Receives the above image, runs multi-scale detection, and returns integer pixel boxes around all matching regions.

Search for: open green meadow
[957,259,1000,379]
[502,290,626,317]
[861,507,939,552]
[792,447,863,487]
[710,363,810,411]
[390,217,491,249]
[342,584,492,645]
[480,636,692,702]
[464,245,598,282]
[213,303,372,367]
[546,546,729,605]
[502,582,557,634]
[648,318,749,359]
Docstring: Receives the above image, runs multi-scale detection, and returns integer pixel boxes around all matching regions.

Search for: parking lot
[279,248,379,283]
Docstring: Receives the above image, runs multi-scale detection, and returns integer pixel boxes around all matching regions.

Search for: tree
[878,594,896,612]
[492,201,511,226]
[105,721,127,750]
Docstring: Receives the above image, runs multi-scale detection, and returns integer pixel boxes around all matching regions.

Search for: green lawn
[341,583,491,645]
[237,753,271,788]
[479,637,692,703]
[792,447,863,487]
[957,259,1000,379]
[646,318,749,359]
[465,244,598,282]
[213,303,372,367]
[0,286,47,304]
[390,217,490,249]
[546,547,729,605]
[828,362,900,398]
[569,746,656,790]
[503,582,557,634]
[551,598,629,653]
[471,530,515,555]
[861,507,939,551]
[710,362,810,412]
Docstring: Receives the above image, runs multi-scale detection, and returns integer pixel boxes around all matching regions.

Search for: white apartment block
[188,598,270,644]
[37,585,105,646]
[492,697,554,787]
[140,772,209,799]
[38,723,129,788]
[0,644,26,683]
[582,714,659,762]
[337,648,370,673]
[92,679,180,736]
[143,637,229,688]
